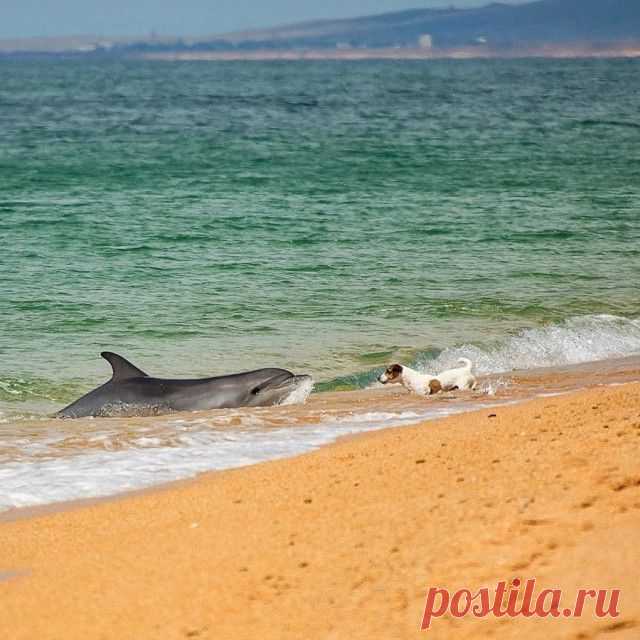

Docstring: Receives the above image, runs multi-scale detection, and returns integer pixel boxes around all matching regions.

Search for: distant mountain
[1,0,639,56]
[206,0,640,50]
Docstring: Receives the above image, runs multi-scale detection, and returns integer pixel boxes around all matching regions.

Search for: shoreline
[1,380,639,638]
[4,44,640,61]
[2,355,640,520]
[141,45,640,62]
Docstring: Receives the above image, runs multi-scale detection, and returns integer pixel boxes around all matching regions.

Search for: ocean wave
[416,314,640,375]
[318,315,640,391]
[2,316,639,405]
[577,119,640,130]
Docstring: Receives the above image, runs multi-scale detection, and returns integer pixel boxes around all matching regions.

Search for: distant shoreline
[141,45,640,61]
[3,0,639,60]
[2,44,640,61]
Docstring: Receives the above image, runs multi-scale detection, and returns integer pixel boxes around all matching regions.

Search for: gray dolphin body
[56,352,313,418]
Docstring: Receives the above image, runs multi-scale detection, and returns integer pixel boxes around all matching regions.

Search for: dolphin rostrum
[56,352,313,418]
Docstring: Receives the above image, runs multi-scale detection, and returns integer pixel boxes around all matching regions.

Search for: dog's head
[378,364,403,384]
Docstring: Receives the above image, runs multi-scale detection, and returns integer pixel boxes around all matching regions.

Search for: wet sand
[1,367,639,638]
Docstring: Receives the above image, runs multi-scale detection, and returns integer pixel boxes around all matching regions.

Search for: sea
[1,57,639,512]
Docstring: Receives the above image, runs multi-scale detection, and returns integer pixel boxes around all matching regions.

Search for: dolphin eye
[251,386,261,395]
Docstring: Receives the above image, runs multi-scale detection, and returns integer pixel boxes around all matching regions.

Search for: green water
[1,58,639,408]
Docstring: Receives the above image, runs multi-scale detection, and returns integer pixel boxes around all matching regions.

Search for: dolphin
[56,352,313,418]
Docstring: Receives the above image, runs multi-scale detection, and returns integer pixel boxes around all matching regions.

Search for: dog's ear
[383,364,402,381]
[428,379,442,395]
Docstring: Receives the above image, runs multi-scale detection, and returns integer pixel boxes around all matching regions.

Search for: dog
[378,358,477,397]
[377,364,442,396]
[435,357,477,391]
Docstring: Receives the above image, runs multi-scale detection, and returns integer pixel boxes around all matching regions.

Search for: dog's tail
[457,357,473,370]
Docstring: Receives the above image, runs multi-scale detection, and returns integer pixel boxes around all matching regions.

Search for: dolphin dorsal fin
[101,352,148,380]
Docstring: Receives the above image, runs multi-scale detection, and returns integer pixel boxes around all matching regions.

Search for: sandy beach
[1,379,639,639]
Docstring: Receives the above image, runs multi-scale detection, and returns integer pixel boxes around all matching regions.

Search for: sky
[1,0,529,40]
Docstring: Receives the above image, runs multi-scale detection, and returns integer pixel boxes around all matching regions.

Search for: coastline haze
[2,0,529,39]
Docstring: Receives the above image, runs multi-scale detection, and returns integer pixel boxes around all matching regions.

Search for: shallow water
[1,58,639,510]
[1,355,639,514]
[0,400,486,511]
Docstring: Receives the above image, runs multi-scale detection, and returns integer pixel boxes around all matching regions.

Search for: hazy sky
[2,1,528,39]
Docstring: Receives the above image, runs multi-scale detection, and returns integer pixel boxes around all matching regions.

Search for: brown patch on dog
[383,364,403,382]
[428,379,442,395]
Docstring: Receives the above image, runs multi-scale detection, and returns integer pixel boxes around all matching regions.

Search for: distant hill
[206,0,640,50]
[1,0,639,56]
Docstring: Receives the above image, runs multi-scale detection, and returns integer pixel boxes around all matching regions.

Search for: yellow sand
[1,383,639,639]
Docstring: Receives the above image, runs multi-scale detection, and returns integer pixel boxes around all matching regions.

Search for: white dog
[435,357,477,391]
[377,364,442,396]
[378,358,477,397]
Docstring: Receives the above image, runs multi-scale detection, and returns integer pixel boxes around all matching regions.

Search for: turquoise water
[1,58,640,412]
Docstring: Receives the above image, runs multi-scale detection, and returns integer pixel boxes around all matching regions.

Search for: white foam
[0,400,488,512]
[478,377,511,396]
[280,377,314,405]
[418,315,640,375]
